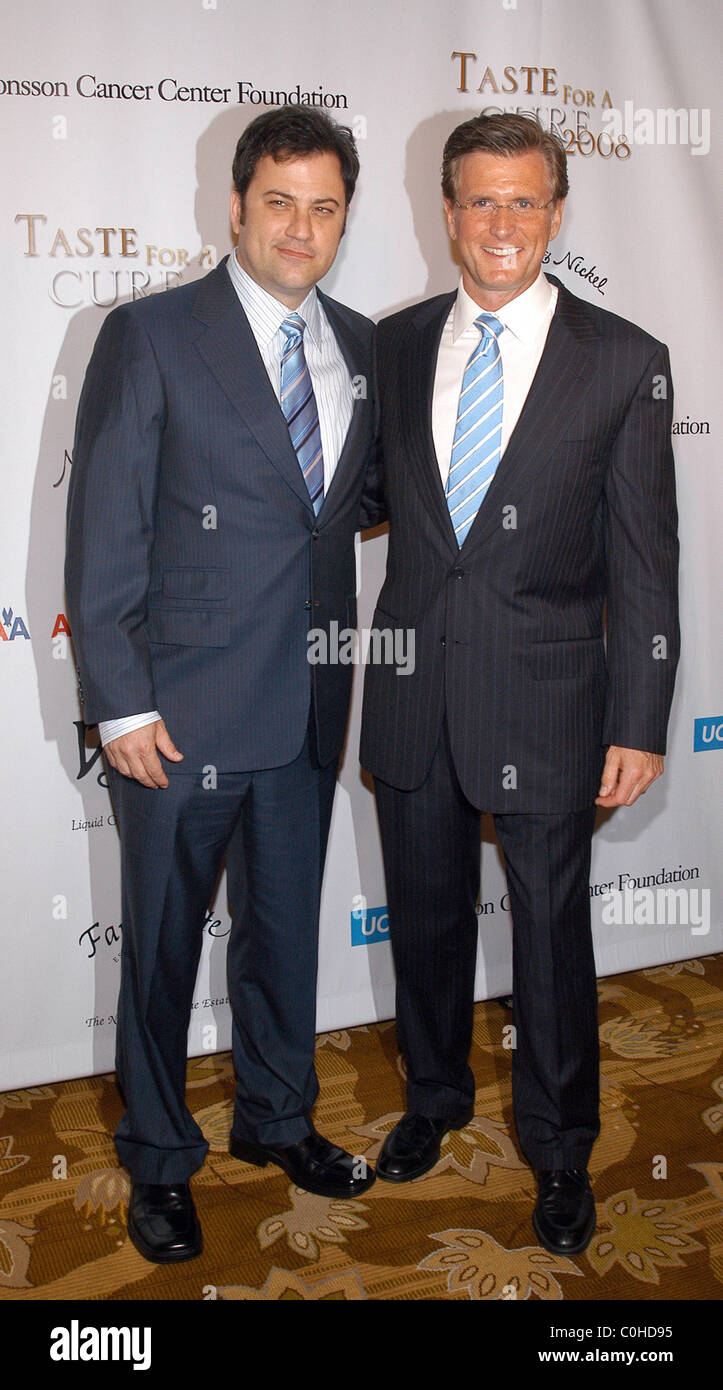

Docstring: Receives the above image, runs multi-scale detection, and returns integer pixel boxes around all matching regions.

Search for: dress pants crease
[375,724,480,1118]
[226,740,337,1146]
[493,806,600,1168]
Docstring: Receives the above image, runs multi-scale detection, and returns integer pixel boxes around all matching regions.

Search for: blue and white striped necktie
[446,312,504,546]
[279,313,324,514]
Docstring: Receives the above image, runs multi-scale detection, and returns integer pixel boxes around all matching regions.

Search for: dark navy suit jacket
[66,258,376,772]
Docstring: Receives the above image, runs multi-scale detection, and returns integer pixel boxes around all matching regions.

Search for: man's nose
[286,206,313,240]
[487,203,515,235]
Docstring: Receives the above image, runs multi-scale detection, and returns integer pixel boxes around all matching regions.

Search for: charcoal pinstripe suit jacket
[66,257,376,773]
[360,276,680,813]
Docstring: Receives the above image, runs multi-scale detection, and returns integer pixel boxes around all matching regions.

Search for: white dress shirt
[99,252,354,748]
[432,269,557,486]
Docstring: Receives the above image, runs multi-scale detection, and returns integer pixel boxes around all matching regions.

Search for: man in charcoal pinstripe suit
[66,108,378,1263]
[360,114,679,1254]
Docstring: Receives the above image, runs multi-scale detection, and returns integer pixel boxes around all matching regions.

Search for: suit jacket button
[304,600,312,610]
[454,567,464,578]
[311,527,321,539]
[440,637,446,647]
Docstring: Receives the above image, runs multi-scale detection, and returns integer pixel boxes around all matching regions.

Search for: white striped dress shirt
[99,251,354,748]
[432,269,557,485]
[227,249,354,490]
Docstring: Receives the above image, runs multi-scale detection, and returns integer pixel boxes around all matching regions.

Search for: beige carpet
[1,952,722,1303]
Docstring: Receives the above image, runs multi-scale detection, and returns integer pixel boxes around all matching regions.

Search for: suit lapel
[460,278,602,555]
[315,293,368,521]
[191,259,313,512]
[402,293,459,553]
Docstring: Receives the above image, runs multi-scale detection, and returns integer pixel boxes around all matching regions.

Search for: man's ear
[230,189,244,235]
[548,197,565,241]
[443,198,458,243]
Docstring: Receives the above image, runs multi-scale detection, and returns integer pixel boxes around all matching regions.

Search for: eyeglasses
[453,197,556,219]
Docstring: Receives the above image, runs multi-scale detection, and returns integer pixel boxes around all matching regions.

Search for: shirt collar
[228,250,322,347]
[452,268,556,344]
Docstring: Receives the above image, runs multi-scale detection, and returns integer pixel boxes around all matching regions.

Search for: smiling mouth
[483,246,522,257]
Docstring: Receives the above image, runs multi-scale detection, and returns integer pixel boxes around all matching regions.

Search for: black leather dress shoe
[376,1107,474,1183]
[229,1129,375,1199]
[127,1182,202,1264]
[532,1169,596,1255]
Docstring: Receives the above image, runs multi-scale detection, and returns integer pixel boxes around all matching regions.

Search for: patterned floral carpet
[1,953,722,1304]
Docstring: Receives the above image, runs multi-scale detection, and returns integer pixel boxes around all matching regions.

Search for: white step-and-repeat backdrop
[3,0,720,1089]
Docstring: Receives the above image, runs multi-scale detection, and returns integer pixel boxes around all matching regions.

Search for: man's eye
[514,199,534,210]
[314,206,335,216]
[472,198,494,211]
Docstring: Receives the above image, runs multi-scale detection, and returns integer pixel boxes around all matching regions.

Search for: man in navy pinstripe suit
[66,108,378,1263]
[361,114,679,1255]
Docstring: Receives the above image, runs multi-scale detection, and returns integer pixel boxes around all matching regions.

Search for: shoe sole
[127,1214,203,1264]
[532,1207,596,1257]
[229,1135,375,1200]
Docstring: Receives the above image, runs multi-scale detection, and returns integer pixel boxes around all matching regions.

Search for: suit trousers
[374,722,600,1171]
[108,729,337,1183]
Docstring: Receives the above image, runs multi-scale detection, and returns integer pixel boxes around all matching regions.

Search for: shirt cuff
[98,711,161,747]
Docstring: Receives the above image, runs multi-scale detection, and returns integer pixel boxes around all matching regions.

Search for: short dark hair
[232,107,360,206]
[441,113,569,203]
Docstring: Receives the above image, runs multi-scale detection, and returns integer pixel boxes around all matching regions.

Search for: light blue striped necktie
[279,313,324,514]
[446,312,504,546]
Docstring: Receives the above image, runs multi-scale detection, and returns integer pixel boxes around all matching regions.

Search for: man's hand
[104,719,183,788]
[595,746,663,808]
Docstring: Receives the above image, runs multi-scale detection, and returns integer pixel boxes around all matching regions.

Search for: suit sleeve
[65,306,167,725]
[357,323,387,529]
[602,343,680,754]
